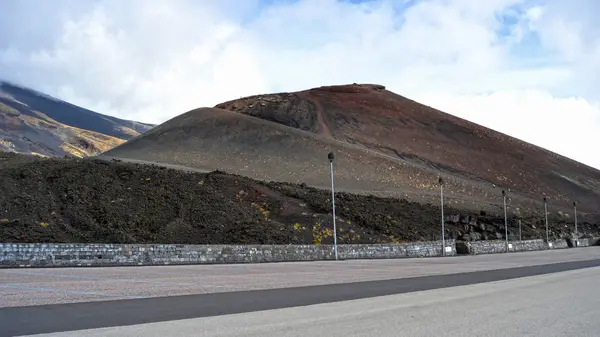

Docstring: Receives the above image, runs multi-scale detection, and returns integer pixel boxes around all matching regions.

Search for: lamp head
[328,152,335,162]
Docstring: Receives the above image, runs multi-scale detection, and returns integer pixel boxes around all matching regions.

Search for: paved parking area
[1,247,599,308]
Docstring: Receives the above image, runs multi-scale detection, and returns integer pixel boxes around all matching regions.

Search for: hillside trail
[298,92,332,138]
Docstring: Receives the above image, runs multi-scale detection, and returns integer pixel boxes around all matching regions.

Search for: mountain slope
[105,83,600,214]
[102,107,450,198]
[215,84,600,212]
[0,81,154,157]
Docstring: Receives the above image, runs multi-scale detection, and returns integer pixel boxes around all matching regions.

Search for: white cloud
[416,90,600,169]
[0,0,599,168]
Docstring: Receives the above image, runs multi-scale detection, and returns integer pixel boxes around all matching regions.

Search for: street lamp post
[503,190,508,252]
[544,196,549,245]
[573,201,578,247]
[328,152,338,260]
[439,177,445,256]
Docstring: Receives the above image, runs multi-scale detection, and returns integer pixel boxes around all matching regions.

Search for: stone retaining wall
[0,240,456,268]
[2,237,596,268]
[575,237,600,247]
[456,239,571,255]
[550,239,569,249]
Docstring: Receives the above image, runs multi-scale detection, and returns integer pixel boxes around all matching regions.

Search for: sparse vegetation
[0,102,20,116]
[251,202,270,219]
[293,223,306,231]
[312,223,334,245]
[0,139,15,149]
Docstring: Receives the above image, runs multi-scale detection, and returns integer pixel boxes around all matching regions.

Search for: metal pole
[544,197,549,244]
[439,177,446,256]
[503,190,508,252]
[328,153,338,260]
[573,202,578,247]
[439,177,445,256]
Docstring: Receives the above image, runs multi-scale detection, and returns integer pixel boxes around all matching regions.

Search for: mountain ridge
[0,81,154,157]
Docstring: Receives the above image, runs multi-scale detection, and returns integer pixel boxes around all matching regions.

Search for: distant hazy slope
[0,81,153,138]
[0,81,154,157]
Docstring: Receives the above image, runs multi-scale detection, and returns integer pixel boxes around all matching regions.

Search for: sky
[0,0,599,169]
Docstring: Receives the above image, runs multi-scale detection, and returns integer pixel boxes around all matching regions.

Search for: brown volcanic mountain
[215,84,600,211]
[101,107,444,196]
[104,84,600,214]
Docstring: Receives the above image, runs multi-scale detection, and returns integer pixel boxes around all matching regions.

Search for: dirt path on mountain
[298,92,332,138]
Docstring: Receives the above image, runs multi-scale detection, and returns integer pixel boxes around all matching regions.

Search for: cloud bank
[1,0,599,168]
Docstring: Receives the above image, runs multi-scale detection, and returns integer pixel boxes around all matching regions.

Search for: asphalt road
[41,266,600,337]
[2,258,600,336]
